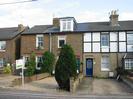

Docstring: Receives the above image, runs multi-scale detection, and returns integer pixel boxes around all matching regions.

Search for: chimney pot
[109,10,119,26]
[18,24,25,32]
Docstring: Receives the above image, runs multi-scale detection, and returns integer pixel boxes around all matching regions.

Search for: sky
[0,0,133,27]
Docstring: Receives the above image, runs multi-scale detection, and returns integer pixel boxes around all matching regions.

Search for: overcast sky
[0,0,133,27]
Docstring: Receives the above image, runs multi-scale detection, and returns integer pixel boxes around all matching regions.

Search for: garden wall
[12,73,50,86]
[70,73,84,93]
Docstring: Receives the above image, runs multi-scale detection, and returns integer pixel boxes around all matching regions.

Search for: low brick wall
[12,73,50,86]
[70,73,84,93]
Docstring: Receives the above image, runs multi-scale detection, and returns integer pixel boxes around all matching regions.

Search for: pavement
[0,74,19,88]
[0,75,132,96]
[14,76,70,95]
[77,77,133,95]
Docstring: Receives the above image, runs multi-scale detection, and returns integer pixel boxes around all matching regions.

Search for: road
[0,89,132,99]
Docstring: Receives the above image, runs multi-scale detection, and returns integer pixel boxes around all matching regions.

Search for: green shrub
[55,44,77,91]
[3,65,12,74]
[25,52,36,76]
[116,67,128,76]
[42,51,55,74]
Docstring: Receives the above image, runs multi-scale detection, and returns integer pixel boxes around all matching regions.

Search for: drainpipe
[49,33,52,52]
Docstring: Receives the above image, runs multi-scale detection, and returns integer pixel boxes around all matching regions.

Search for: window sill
[36,67,41,70]
[36,47,44,50]
[101,68,110,72]
[101,46,109,48]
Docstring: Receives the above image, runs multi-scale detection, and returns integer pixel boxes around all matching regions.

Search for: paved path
[14,77,69,95]
[0,74,19,88]
[77,77,133,95]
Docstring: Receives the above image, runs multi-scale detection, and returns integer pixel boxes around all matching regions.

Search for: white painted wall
[110,42,117,52]
[119,42,126,52]
[92,33,100,41]
[93,43,100,52]
[84,43,91,52]
[119,32,126,41]
[110,32,117,41]
[84,33,91,42]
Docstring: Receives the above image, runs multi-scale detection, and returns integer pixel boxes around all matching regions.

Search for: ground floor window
[125,59,133,70]
[24,56,29,63]
[36,56,43,70]
[0,58,4,67]
[101,55,110,71]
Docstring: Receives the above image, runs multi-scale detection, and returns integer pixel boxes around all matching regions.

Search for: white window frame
[36,56,43,70]
[23,55,29,64]
[36,35,44,49]
[0,58,4,67]
[101,55,110,71]
[60,19,73,31]
[0,41,6,51]
[101,34,109,47]
[58,36,66,48]
[125,59,133,70]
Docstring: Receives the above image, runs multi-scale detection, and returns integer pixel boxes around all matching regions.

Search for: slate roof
[0,27,28,40]
[22,20,133,35]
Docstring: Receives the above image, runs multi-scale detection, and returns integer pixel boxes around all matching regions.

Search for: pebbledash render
[21,10,133,77]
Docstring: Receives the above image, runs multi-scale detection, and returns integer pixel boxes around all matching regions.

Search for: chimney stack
[18,24,25,32]
[109,10,119,26]
[53,18,60,27]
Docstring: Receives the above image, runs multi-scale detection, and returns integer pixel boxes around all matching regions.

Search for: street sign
[16,59,25,87]
[16,59,24,69]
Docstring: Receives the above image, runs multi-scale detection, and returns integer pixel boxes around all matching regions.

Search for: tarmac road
[0,89,132,99]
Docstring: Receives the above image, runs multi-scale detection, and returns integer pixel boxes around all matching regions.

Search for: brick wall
[21,34,50,56]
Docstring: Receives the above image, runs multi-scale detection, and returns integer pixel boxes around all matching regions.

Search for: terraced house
[0,24,27,70]
[21,11,133,77]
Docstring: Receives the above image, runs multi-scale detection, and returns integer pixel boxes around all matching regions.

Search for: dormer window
[60,17,76,32]
[61,20,72,31]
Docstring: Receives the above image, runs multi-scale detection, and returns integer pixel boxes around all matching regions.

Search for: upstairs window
[58,36,66,48]
[60,19,73,31]
[101,34,109,47]
[127,34,133,45]
[36,35,44,49]
[0,41,6,51]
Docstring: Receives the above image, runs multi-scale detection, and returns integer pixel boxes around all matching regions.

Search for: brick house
[21,11,133,77]
[0,24,28,69]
